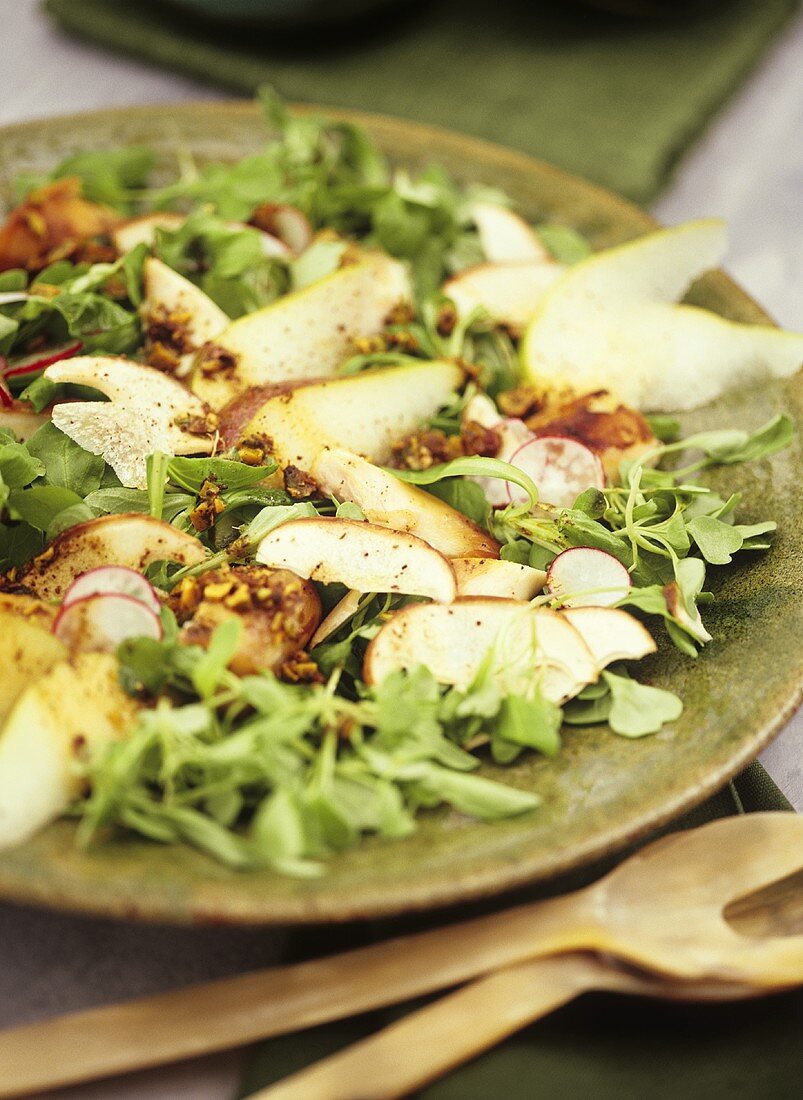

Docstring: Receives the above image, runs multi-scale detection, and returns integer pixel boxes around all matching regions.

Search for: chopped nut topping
[236,435,271,466]
[385,301,415,325]
[197,342,238,376]
[280,652,324,683]
[283,465,319,500]
[174,410,219,437]
[436,301,458,336]
[461,419,501,458]
[390,429,463,471]
[498,384,548,420]
[353,334,387,355]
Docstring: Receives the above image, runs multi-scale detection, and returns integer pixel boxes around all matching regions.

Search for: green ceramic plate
[0,103,800,925]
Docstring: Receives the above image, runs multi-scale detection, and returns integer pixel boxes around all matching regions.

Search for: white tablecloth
[2,3,802,1097]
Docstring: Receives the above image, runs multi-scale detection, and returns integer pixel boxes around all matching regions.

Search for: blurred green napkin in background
[46,0,797,202]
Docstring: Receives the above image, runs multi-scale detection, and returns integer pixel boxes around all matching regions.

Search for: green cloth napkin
[45,0,798,202]
[237,767,798,1100]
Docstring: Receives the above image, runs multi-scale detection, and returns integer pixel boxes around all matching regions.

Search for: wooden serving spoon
[247,953,766,1100]
[2,812,803,1098]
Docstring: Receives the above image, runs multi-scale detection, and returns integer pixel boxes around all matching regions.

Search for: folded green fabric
[45,0,797,203]
[236,765,798,1099]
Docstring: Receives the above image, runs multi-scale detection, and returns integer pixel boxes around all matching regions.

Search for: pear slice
[221,360,464,473]
[255,518,457,603]
[0,653,140,849]
[561,606,656,670]
[452,557,545,599]
[311,448,499,559]
[141,257,229,376]
[45,356,215,488]
[191,254,411,409]
[471,202,551,263]
[0,596,66,726]
[364,600,597,703]
[19,513,206,601]
[522,219,803,410]
[309,588,363,648]
[112,212,185,253]
[444,261,563,333]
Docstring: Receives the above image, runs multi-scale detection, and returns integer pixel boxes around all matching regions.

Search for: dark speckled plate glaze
[0,104,800,925]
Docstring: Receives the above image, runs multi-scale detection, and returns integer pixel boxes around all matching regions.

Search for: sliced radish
[62,566,161,616]
[0,374,12,408]
[53,593,162,653]
[561,606,655,669]
[505,435,605,509]
[546,547,631,608]
[3,340,83,380]
[470,417,534,507]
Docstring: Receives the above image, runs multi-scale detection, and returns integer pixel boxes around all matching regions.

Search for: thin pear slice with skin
[255,518,457,603]
[561,606,656,670]
[444,261,564,333]
[364,600,597,703]
[522,219,803,410]
[311,448,500,559]
[19,513,206,602]
[471,202,552,263]
[46,356,215,488]
[0,653,140,850]
[221,360,465,473]
[310,589,364,648]
[452,557,546,600]
[191,254,411,409]
[141,257,229,376]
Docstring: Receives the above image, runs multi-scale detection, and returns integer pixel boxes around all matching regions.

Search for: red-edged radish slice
[0,375,12,408]
[3,340,83,380]
[62,566,161,616]
[505,435,605,509]
[53,593,162,653]
[546,547,631,607]
[561,606,655,669]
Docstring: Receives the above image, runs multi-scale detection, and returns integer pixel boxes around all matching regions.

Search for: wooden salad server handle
[246,953,764,1100]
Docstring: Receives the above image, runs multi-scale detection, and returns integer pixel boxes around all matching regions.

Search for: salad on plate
[0,91,800,877]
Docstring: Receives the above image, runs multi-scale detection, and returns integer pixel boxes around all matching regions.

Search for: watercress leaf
[495,691,562,756]
[412,763,540,820]
[645,414,681,442]
[0,441,44,488]
[26,422,105,493]
[603,670,683,737]
[191,619,242,700]
[47,501,96,539]
[686,515,744,565]
[425,477,490,526]
[391,455,539,512]
[7,485,85,531]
